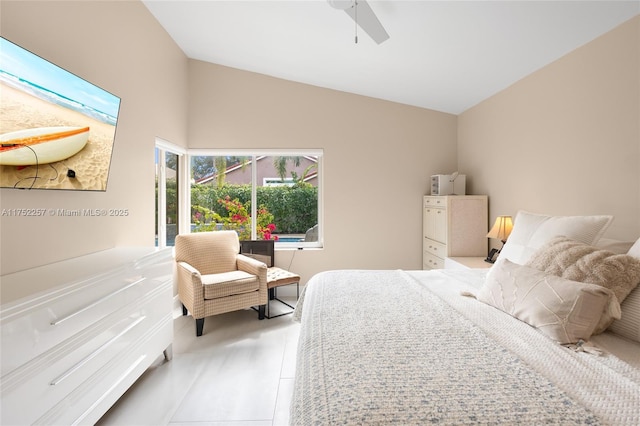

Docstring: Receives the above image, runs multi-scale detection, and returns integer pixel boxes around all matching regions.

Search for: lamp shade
[487,216,513,241]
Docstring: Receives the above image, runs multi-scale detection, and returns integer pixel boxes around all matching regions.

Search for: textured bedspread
[291,269,640,425]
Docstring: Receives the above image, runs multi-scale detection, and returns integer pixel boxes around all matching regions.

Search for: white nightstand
[444,256,493,270]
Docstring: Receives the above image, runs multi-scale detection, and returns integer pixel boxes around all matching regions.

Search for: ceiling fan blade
[343,1,389,44]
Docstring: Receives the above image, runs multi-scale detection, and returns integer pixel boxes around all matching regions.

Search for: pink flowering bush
[192,196,278,241]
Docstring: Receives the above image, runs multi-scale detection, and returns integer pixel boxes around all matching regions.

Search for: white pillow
[498,211,613,265]
[608,237,640,342]
[627,237,640,259]
[477,259,620,344]
[595,238,635,254]
[609,287,640,343]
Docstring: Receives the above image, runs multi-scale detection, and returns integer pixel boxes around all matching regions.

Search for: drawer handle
[50,316,146,386]
[51,277,146,326]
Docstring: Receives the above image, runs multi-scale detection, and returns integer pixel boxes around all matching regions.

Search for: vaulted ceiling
[142,1,639,114]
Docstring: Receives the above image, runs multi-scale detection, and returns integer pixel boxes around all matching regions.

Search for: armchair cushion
[202,271,260,299]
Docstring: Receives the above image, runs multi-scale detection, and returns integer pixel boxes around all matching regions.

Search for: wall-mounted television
[0,37,121,191]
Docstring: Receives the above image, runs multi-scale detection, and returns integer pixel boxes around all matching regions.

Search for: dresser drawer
[1,266,169,377]
[424,238,446,259]
[423,196,447,208]
[0,247,174,426]
[423,252,444,270]
[0,282,171,425]
[45,314,173,426]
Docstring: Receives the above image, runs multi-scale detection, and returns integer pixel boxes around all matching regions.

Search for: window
[155,139,186,248]
[188,150,322,249]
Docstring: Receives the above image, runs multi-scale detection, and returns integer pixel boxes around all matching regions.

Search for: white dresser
[0,247,174,425]
[423,195,488,270]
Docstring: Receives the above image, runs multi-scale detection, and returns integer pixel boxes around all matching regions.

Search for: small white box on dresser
[431,174,466,196]
[0,247,174,425]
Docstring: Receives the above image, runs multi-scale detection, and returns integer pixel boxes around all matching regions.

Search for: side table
[265,267,300,318]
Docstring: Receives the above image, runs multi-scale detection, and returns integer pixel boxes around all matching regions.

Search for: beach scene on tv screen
[0,38,120,191]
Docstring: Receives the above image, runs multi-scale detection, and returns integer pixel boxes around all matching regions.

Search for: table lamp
[485,215,513,263]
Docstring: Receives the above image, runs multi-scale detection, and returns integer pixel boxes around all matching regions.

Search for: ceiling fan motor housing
[328,0,355,11]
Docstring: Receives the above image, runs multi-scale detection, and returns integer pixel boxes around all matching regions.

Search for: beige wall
[0,1,456,281]
[188,61,458,281]
[459,16,640,242]
[0,1,189,274]
[3,1,635,286]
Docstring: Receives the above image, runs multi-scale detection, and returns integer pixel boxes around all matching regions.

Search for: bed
[290,211,640,425]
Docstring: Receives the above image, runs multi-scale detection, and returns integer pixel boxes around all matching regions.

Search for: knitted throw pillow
[526,236,640,333]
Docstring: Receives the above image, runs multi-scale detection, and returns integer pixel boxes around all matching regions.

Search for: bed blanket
[291,269,640,425]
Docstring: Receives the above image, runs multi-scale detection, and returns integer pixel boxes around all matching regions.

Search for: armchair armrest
[237,254,268,301]
[176,261,205,316]
[177,260,199,274]
[176,261,202,283]
[237,254,267,277]
[237,252,266,269]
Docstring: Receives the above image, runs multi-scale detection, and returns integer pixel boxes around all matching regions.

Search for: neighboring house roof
[196,156,318,186]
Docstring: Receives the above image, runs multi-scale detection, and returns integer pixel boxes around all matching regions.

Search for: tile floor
[97,296,300,426]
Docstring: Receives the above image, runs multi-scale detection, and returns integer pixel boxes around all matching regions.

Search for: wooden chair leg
[196,318,204,336]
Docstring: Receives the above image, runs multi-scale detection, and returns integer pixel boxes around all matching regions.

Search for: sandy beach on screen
[0,82,118,191]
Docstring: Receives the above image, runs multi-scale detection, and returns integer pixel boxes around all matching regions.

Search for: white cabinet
[0,247,174,425]
[423,195,488,270]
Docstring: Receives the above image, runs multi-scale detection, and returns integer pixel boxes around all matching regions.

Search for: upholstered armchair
[175,231,268,336]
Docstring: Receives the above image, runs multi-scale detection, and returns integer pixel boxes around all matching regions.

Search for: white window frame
[155,138,188,248]
[186,148,323,250]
